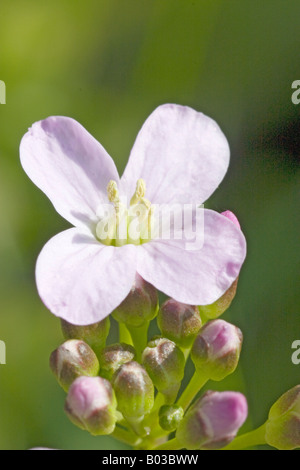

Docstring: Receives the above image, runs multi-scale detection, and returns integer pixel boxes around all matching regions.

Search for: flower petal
[120,104,229,205]
[36,228,137,325]
[137,209,246,305]
[20,117,119,228]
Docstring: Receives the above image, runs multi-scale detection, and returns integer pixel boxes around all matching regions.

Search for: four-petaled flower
[20,104,246,325]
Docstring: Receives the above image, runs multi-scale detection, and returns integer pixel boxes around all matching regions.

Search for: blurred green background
[0,0,299,450]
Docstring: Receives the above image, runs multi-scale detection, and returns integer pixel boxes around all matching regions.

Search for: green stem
[141,393,165,437]
[152,392,166,412]
[153,437,182,450]
[112,426,142,447]
[119,322,133,345]
[222,423,267,450]
[176,371,208,411]
[125,415,149,438]
[182,346,192,361]
[141,433,169,450]
[127,322,149,361]
[198,311,210,325]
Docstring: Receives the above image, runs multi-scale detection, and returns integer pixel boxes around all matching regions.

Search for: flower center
[96,179,154,247]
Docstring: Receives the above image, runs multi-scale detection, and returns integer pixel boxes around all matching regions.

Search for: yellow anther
[107,180,119,203]
[130,178,146,206]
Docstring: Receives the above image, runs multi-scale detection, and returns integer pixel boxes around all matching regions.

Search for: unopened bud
[176,390,248,449]
[221,210,241,230]
[157,299,202,349]
[142,337,185,403]
[61,317,110,356]
[197,211,241,320]
[198,278,239,320]
[112,274,158,328]
[49,340,100,392]
[65,376,117,435]
[159,404,184,432]
[99,343,136,380]
[199,210,241,319]
[112,361,154,420]
[191,319,242,381]
[265,385,300,450]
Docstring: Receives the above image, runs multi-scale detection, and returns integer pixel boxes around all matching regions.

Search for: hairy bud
[49,339,99,392]
[159,404,184,432]
[99,343,136,380]
[61,317,110,356]
[198,211,241,320]
[176,390,248,449]
[265,385,300,450]
[65,376,117,435]
[157,299,202,349]
[198,279,239,320]
[112,274,158,328]
[142,337,185,403]
[191,319,242,381]
[112,361,154,420]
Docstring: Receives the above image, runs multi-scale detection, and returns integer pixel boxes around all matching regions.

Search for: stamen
[97,177,155,247]
[107,180,119,203]
[130,178,146,206]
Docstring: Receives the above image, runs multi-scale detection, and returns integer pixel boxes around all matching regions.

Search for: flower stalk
[112,426,142,447]
[126,323,149,362]
[221,424,267,450]
[176,371,208,411]
[119,323,133,345]
[153,437,181,450]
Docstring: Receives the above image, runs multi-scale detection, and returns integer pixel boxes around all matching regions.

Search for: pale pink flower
[20,104,246,325]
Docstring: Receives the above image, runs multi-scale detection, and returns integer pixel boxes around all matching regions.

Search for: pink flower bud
[191,319,243,381]
[198,278,239,320]
[49,339,100,392]
[197,211,241,320]
[112,274,158,328]
[142,337,185,403]
[112,361,154,420]
[157,299,202,349]
[61,317,110,356]
[221,210,241,229]
[176,390,248,449]
[99,342,136,380]
[65,376,117,435]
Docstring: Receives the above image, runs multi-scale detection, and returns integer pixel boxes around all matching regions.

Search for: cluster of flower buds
[48,211,300,450]
[48,236,253,450]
